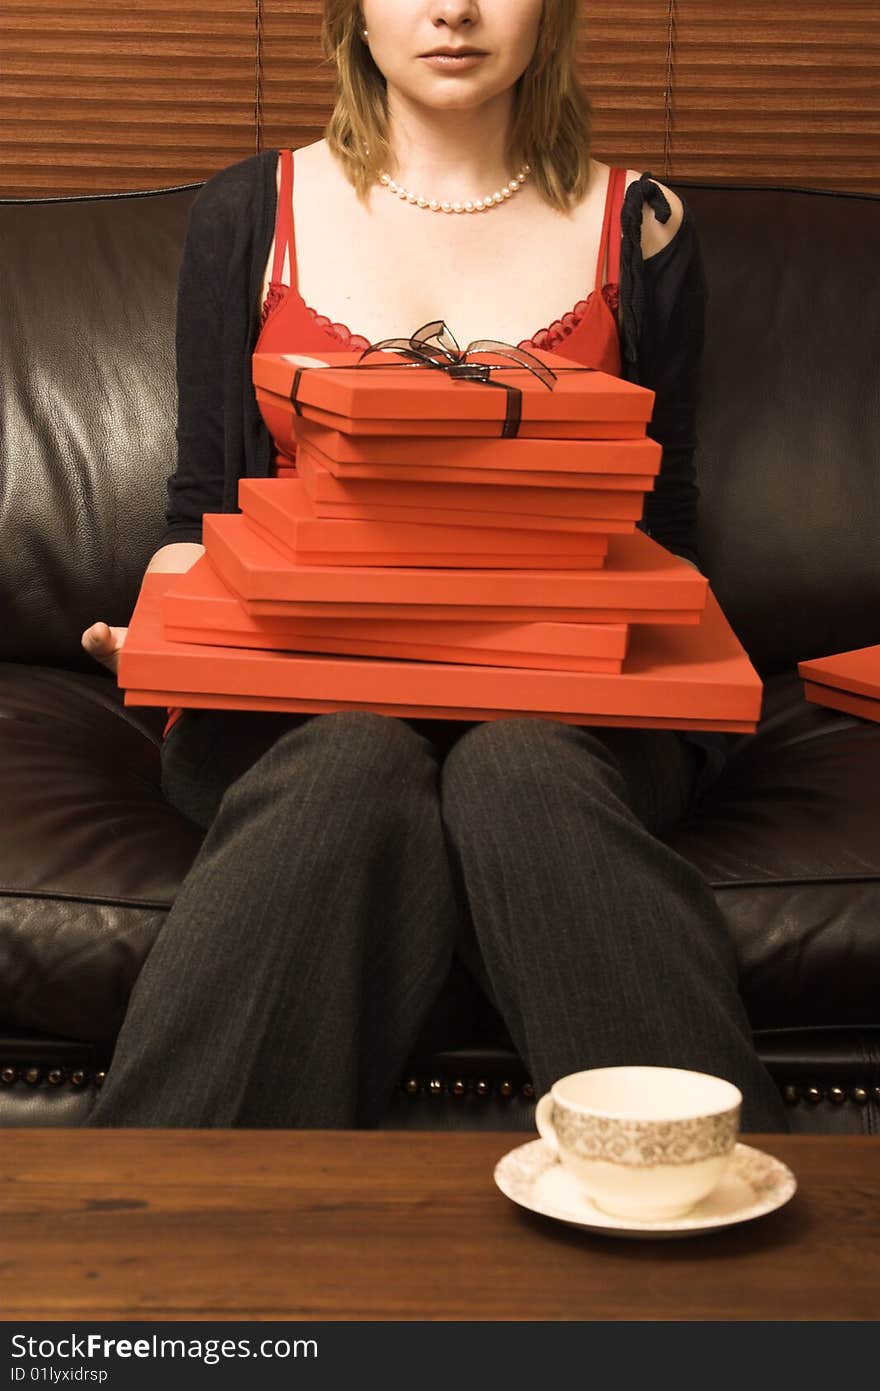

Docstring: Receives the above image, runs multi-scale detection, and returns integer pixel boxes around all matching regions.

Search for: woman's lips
[419,54,488,71]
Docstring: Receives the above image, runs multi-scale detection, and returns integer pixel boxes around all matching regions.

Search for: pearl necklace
[377,163,531,213]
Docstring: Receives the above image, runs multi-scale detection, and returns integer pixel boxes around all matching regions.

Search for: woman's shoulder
[621,169,688,260]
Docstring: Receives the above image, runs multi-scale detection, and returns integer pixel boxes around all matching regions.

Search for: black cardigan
[161,150,707,570]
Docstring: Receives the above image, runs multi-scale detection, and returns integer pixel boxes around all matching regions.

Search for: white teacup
[535,1066,741,1221]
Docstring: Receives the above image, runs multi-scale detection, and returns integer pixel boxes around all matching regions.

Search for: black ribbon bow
[287,319,594,439]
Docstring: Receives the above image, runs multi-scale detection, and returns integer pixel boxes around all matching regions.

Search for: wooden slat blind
[575,1,672,177]
[1,0,877,198]
[671,1,880,192]
[259,0,338,154]
[0,0,257,196]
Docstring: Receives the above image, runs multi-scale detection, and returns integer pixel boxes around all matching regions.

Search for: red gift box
[292,416,662,488]
[162,556,629,673]
[202,512,707,624]
[238,478,607,568]
[799,644,880,722]
[268,471,633,532]
[798,644,880,699]
[258,387,646,446]
[296,430,655,492]
[122,574,761,732]
[130,690,750,731]
[801,683,880,723]
[295,444,645,526]
[252,346,655,442]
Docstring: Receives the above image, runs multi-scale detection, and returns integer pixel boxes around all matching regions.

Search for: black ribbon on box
[287,319,595,440]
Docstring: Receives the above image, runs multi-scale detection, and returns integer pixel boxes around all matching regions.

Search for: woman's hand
[80,543,202,677]
[81,621,127,676]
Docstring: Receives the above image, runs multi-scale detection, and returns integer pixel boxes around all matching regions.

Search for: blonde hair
[321,1,593,213]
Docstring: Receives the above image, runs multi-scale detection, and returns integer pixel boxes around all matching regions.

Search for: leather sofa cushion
[684,183,880,676]
[667,670,880,1028]
[0,665,200,1044]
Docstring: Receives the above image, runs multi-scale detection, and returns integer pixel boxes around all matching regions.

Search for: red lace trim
[518,284,619,352]
[259,282,372,349]
[259,282,619,352]
[303,310,372,352]
[259,282,287,327]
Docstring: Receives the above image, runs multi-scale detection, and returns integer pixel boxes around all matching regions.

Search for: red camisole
[255,147,625,378]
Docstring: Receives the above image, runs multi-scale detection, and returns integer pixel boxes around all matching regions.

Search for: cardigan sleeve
[158,179,229,548]
[619,174,707,570]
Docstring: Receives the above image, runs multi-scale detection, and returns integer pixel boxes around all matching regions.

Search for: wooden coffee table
[3,1131,877,1320]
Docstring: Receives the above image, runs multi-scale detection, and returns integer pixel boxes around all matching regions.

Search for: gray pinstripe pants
[85,709,788,1132]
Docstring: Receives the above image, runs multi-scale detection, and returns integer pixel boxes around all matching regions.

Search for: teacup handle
[534,1092,560,1158]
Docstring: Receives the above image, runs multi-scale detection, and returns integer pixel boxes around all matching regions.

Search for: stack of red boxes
[119,344,762,731]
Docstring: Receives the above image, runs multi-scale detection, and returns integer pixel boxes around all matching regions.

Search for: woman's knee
[441,717,623,815]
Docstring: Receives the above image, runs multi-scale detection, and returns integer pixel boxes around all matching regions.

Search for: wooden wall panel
[0,1,877,198]
[0,0,257,197]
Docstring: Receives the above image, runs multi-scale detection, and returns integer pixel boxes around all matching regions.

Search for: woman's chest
[257,154,612,349]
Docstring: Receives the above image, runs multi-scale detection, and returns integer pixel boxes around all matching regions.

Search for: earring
[362,28,368,39]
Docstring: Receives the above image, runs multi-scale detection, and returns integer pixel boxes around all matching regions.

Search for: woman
[81,0,789,1132]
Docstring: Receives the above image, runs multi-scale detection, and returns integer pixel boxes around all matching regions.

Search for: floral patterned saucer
[494,1139,796,1240]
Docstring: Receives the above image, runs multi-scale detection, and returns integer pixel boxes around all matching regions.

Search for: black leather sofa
[1,173,878,1134]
